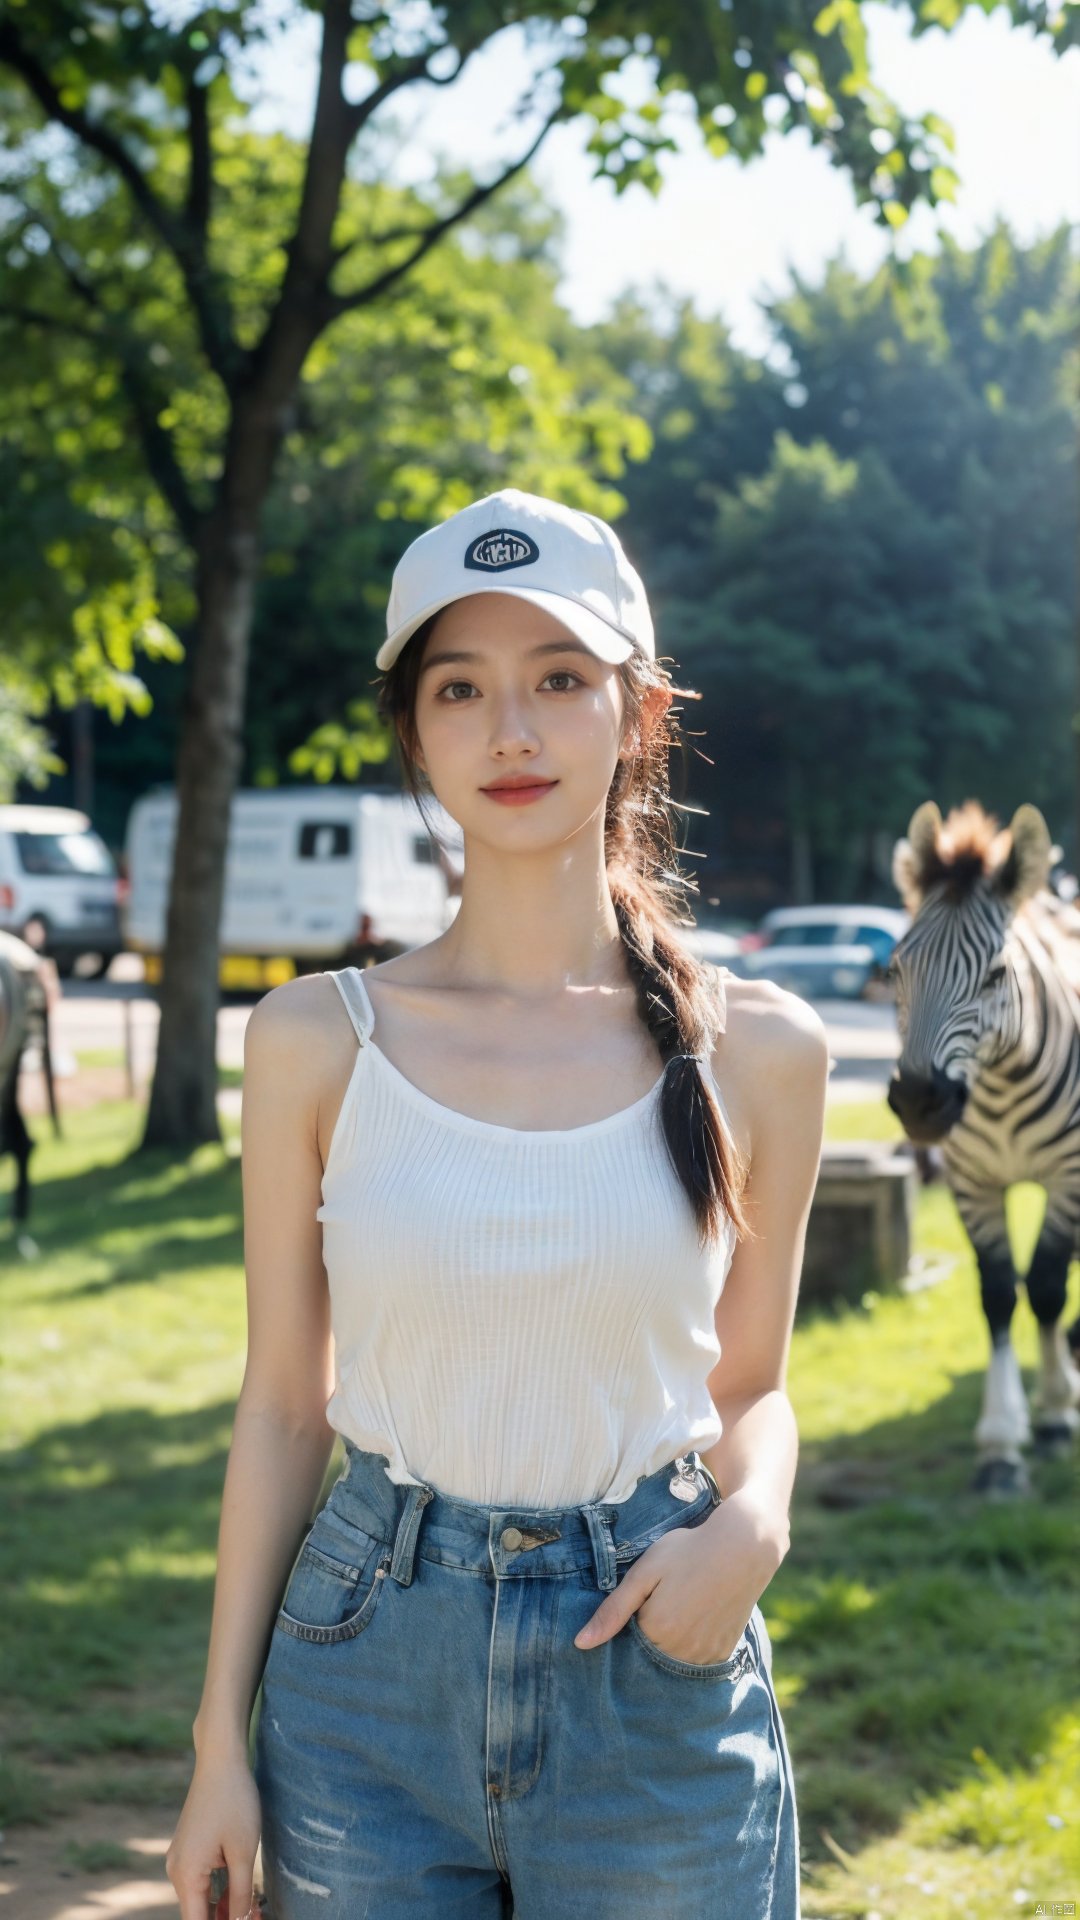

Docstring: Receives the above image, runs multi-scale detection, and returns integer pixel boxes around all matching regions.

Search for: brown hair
[374,612,752,1251]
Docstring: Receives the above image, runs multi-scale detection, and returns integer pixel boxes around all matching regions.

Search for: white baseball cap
[375,486,655,672]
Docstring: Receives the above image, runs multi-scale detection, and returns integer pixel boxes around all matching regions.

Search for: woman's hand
[165,1749,261,1920]
[573,1490,786,1665]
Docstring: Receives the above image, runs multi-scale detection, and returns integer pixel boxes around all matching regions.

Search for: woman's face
[410,592,630,848]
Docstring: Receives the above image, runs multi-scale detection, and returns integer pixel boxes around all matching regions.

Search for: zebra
[0,927,57,1258]
[886,797,1080,1497]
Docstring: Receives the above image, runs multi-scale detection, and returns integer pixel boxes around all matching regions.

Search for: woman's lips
[480,781,559,806]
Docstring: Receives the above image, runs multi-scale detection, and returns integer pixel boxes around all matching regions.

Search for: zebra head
[885,799,1052,1144]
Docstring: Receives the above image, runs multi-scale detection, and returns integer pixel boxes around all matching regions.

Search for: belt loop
[387,1483,434,1587]
[582,1504,619,1592]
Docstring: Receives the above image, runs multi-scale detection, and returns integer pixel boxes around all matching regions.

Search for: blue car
[723,905,910,1002]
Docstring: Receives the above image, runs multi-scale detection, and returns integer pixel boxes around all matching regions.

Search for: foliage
[0,669,66,800]
[1,0,1069,713]
[596,220,1080,897]
[0,9,1075,891]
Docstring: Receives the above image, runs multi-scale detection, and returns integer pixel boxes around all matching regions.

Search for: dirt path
[17,1063,144,1117]
[0,1805,179,1920]
[0,1806,266,1920]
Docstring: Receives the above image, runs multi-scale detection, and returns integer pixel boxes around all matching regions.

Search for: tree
[598,223,1079,902]
[0,0,1072,1146]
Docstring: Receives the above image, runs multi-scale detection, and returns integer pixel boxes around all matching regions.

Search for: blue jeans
[253,1441,800,1917]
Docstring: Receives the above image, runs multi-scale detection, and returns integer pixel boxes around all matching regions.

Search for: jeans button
[501,1526,523,1549]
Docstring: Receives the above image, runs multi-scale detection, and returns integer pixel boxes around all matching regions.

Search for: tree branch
[0,302,101,344]
[0,23,239,385]
[343,45,444,139]
[325,38,491,270]
[8,194,106,312]
[186,73,212,240]
[120,368,204,542]
[324,103,565,320]
[7,194,202,541]
[342,28,483,141]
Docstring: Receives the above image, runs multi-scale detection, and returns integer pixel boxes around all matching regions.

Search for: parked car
[727,904,910,1001]
[0,805,123,979]
[123,785,465,991]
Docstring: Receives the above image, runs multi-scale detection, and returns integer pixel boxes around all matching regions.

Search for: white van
[0,805,123,978]
[123,786,464,989]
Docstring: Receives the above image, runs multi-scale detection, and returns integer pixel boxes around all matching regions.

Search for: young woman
[166,488,828,1920]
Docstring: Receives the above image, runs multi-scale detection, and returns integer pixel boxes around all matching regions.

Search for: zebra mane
[909,800,1007,905]
[1017,889,1080,999]
[893,796,1080,995]
[894,798,1055,915]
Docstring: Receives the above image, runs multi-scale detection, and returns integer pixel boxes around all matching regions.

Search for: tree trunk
[139,510,259,1147]
[135,286,324,1148]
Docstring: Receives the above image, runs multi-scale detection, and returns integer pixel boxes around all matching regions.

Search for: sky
[238,2,1078,362]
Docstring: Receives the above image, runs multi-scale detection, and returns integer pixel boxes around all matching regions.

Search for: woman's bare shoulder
[245,969,350,1050]
[719,969,829,1059]
[243,974,361,1165]
[711,970,831,1157]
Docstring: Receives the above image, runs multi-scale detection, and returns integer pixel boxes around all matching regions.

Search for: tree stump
[800,1141,917,1311]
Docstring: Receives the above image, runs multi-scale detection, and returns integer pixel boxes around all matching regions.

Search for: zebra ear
[891,836,922,912]
[891,800,942,910]
[990,803,1053,905]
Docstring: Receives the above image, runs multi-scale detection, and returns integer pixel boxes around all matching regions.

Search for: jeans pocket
[625,1607,755,1682]
[275,1526,392,1645]
[615,1502,754,1682]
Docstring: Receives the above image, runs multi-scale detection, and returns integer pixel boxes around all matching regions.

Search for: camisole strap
[328,966,375,1046]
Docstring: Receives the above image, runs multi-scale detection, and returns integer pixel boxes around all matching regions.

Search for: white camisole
[316,966,738,1508]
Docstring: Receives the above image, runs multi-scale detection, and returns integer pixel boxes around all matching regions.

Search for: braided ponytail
[610,884,750,1253]
[601,646,751,1250]
[378,613,751,1251]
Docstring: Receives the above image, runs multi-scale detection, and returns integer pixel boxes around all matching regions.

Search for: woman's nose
[487,695,541,754]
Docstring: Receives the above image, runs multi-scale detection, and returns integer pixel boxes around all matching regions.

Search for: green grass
[64,1839,148,1873]
[1,1094,1077,1915]
[820,1095,908,1143]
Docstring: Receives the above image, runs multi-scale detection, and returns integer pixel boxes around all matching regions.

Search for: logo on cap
[464,529,539,572]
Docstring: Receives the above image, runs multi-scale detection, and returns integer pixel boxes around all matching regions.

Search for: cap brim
[375,582,638,671]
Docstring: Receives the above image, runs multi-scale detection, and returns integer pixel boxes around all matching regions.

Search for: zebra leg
[1069,1221,1080,1363]
[952,1185,1031,1497]
[1024,1200,1080,1459]
[0,1059,34,1228]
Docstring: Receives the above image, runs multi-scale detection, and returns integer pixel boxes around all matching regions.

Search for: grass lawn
[1,1087,1077,1917]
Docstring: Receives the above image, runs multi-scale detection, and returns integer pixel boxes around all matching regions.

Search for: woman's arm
[573,982,829,1660]
[696,981,830,1557]
[167,979,346,1918]
[190,982,344,1760]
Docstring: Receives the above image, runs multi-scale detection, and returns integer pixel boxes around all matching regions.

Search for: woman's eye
[437,671,582,702]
